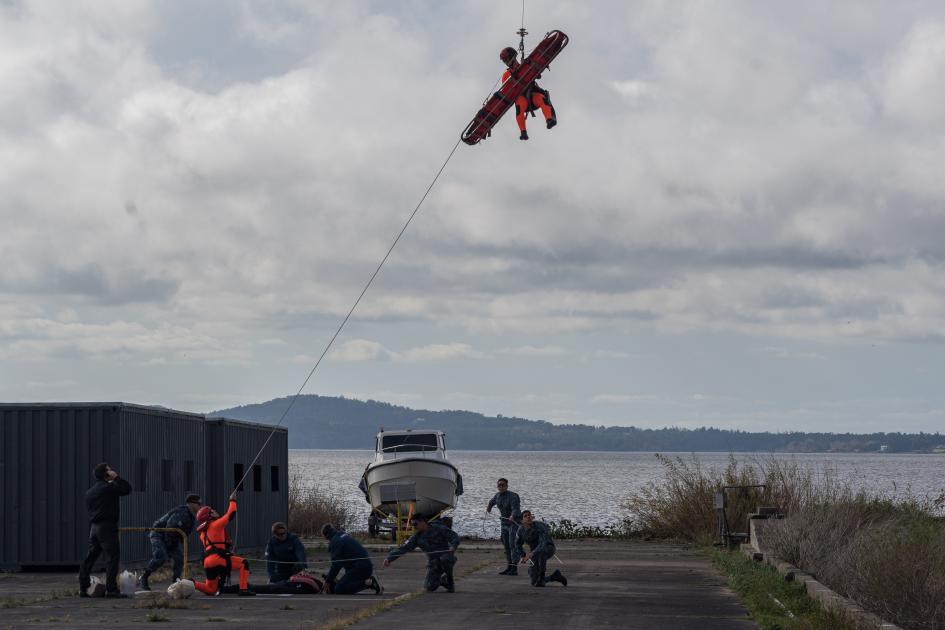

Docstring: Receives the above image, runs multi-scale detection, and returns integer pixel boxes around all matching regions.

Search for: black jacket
[86,478,132,524]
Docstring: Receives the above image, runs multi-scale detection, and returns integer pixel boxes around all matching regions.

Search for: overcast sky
[2,0,945,434]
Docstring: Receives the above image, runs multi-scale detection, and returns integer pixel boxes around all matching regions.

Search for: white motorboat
[358,429,463,519]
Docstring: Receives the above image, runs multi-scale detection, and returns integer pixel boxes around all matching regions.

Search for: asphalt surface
[0,540,755,629]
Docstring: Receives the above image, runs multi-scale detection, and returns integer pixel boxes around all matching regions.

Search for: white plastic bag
[119,570,136,597]
[87,576,106,598]
[167,579,195,599]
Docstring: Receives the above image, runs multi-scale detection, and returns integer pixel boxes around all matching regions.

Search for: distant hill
[210,395,945,453]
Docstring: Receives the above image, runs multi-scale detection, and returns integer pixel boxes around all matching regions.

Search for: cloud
[590,349,630,359]
[590,394,663,405]
[757,346,826,361]
[327,339,484,363]
[1,2,945,429]
[328,339,391,362]
[497,345,568,358]
[399,343,485,363]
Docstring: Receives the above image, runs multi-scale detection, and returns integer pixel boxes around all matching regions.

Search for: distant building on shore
[0,402,288,571]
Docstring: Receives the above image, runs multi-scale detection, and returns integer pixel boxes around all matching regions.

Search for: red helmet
[195,506,213,531]
[500,47,517,64]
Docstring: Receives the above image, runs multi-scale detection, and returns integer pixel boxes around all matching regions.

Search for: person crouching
[383,515,459,592]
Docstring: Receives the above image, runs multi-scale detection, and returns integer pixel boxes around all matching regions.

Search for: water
[290,450,945,538]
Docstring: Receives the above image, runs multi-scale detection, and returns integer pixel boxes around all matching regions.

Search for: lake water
[290,450,945,538]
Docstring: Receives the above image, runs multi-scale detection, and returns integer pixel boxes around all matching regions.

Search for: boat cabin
[374,429,448,461]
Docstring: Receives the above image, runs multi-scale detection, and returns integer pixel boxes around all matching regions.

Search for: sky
[2,0,945,434]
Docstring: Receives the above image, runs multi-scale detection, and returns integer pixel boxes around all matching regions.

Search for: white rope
[231,136,464,497]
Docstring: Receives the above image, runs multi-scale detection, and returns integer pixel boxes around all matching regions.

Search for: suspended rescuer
[193,492,255,596]
[79,462,132,598]
[500,46,557,141]
[321,524,383,594]
[514,510,567,587]
[266,521,308,583]
[138,494,202,590]
[383,515,460,592]
[487,477,522,575]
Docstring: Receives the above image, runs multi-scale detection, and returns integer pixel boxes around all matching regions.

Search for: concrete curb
[743,519,902,630]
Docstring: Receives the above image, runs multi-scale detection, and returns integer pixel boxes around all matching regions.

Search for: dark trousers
[79,522,121,592]
[144,535,183,579]
[334,565,373,594]
[500,525,516,566]
[424,554,456,591]
[528,547,555,586]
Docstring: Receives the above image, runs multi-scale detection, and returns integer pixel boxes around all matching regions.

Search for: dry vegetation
[624,454,945,630]
[287,473,354,537]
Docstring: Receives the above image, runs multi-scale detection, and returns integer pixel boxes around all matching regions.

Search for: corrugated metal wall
[204,419,289,555]
[0,403,288,570]
[116,406,208,565]
[1,405,117,568]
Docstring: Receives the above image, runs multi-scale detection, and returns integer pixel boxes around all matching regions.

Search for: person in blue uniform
[487,477,522,575]
[322,524,382,595]
[514,510,567,587]
[266,521,307,583]
[384,515,460,592]
[139,494,202,590]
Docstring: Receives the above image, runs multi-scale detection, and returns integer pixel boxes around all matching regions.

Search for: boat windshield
[381,433,439,453]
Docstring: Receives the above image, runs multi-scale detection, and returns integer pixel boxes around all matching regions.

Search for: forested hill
[210,395,945,453]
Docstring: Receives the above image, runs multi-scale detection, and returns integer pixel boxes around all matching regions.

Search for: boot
[519,130,529,141]
[549,569,567,586]
[506,565,518,576]
[498,566,510,575]
[439,574,455,593]
[369,575,384,595]
[546,118,557,129]
[238,589,256,597]
[137,572,151,591]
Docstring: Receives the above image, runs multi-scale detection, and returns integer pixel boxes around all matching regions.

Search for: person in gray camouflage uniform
[487,477,522,575]
[384,515,460,592]
[513,510,567,587]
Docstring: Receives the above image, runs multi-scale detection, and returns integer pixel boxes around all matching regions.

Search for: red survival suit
[194,500,252,595]
[502,63,556,137]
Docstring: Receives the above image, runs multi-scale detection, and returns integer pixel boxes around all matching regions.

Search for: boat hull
[364,458,459,518]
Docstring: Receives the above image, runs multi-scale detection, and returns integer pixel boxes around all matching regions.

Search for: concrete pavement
[0,540,755,629]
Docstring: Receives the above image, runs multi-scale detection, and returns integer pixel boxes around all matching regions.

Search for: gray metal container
[0,403,288,571]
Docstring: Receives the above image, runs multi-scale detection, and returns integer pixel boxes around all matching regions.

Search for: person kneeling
[514,510,567,587]
[193,493,255,596]
[322,524,382,595]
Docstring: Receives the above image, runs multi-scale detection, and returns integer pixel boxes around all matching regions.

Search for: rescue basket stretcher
[461,29,569,145]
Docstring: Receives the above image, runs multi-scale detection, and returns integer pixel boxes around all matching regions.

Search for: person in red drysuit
[193,493,255,596]
[500,46,557,141]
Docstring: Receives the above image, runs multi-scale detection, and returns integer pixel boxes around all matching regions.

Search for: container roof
[0,402,287,433]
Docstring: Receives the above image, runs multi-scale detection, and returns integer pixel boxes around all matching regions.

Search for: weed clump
[288,473,354,537]
[623,453,945,630]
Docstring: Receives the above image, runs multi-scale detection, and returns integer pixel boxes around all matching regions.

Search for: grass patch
[710,548,859,630]
[134,595,191,610]
[145,611,170,622]
[0,588,79,609]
